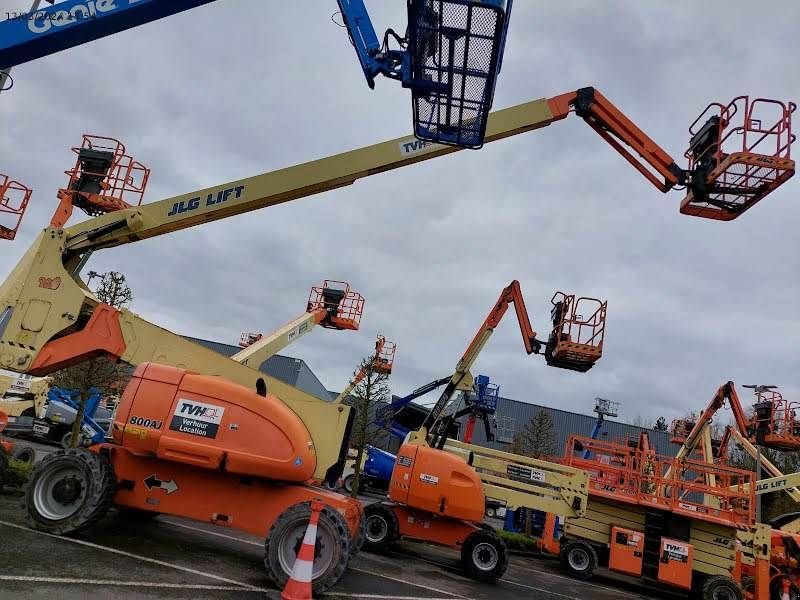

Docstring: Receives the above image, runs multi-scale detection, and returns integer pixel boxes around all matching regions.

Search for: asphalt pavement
[0,486,680,600]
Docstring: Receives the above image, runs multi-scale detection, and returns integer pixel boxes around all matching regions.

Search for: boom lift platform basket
[372,334,396,374]
[0,174,31,240]
[338,0,512,149]
[306,280,364,331]
[409,0,512,148]
[680,97,796,220]
[51,135,150,228]
[545,293,606,372]
[747,385,800,450]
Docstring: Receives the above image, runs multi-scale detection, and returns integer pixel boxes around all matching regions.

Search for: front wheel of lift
[25,448,116,535]
[702,575,743,600]
[264,501,350,595]
[461,528,508,582]
[560,539,598,581]
[362,502,399,553]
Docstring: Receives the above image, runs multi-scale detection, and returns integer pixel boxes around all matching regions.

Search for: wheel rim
[33,464,88,520]
[472,541,499,572]
[711,586,735,600]
[567,547,590,572]
[344,477,354,493]
[365,514,389,544]
[277,517,336,581]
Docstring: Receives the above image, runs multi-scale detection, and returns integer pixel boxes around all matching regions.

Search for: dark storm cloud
[0,1,797,427]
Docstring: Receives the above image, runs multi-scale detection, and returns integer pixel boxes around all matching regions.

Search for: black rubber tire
[461,528,508,583]
[263,501,349,595]
[116,506,160,521]
[11,445,36,465]
[486,507,496,518]
[25,448,116,535]
[361,502,399,553]
[701,575,743,600]
[343,474,355,494]
[769,577,799,600]
[560,539,598,581]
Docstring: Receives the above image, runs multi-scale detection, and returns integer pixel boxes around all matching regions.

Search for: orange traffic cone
[281,500,324,600]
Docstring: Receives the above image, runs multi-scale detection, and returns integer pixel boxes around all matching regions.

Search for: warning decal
[169,398,225,439]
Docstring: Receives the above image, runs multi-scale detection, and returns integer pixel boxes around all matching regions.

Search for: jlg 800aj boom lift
[1,86,794,591]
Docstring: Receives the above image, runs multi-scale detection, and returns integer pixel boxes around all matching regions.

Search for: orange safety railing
[52,135,150,227]
[307,280,364,331]
[750,388,800,450]
[545,292,606,372]
[0,174,32,241]
[564,435,755,527]
[680,96,796,220]
[239,332,263,348]
[372,334,396,374]
[669,418,695,445]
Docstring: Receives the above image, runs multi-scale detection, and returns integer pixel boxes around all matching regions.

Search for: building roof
[185,336,332,401]
[455,394,675,456]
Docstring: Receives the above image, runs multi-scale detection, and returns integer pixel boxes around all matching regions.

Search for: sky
[0,0,798,429]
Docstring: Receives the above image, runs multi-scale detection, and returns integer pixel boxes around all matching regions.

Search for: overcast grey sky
[1,1,798,428]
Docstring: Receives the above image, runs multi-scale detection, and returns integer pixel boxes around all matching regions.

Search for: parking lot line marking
[501,578,581,599]
[159,518,262,546]
[328,595,463,600]
[162,518,467,599]
[0,520,268,592]
[348,567,468,599]
[508,561,646,599]
[0,575,265,592]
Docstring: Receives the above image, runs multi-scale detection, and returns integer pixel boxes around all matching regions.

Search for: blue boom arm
[379,376,450,440]
[0,0,220,69]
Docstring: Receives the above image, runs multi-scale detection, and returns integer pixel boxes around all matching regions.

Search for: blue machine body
[0,0,219,69]
[363,445,397,481]
[337,0,513,148]
[46,386,107,444]
[471,374,498,414]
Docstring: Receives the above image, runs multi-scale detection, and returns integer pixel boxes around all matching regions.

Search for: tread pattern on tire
[461,528,508,583]
[24,448,116,535]
[702,574,743,600]
[362,502,399,553]
[263,501,350,595]
[559,539,598,581]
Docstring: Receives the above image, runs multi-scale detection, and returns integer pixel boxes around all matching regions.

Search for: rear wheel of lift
[264,501,350,594]
[25,448,116,535]
[11,445,36,465]
[461,528,508,582]
[362,502,399,552]
[560,539,597,580]
[343,474,355,494]
[701,575,743,600]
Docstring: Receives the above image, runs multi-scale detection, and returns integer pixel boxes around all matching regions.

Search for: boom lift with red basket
[360,280,605,582]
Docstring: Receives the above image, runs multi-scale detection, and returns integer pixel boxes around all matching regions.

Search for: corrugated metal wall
[455,395,675,457]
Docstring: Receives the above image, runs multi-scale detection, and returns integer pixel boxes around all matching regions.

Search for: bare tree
[345,353,392,498]
[653,417,668,432]
[510,410,557,459]
[51,271,133,447]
